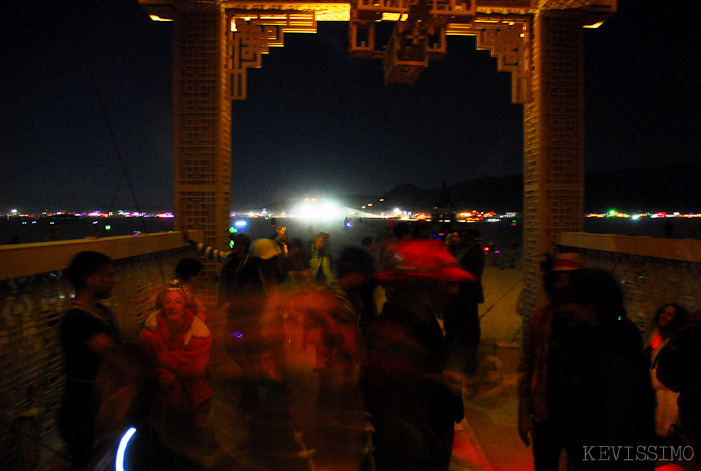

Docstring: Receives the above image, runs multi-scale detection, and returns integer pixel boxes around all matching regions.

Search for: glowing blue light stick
[116,427,137,471]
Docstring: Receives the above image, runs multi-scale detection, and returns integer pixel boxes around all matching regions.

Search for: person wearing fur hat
[138,280,213,430]
[518,252,586,470]
[364,239,476,471]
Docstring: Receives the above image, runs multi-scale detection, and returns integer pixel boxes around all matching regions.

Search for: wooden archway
[139,0,616,314]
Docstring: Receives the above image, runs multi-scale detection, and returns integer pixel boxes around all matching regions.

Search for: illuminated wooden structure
[139,0,617,313]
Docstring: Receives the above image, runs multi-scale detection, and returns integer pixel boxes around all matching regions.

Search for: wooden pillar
[522,10,585,315]
[173,5,231,259]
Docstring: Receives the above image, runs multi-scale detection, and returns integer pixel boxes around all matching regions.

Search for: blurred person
[656,313,701,471]
[364,239,476,471]
[378,221,397,260]
[286,237,313,282]
[174,257,207,323]
[294,246,378,470]
[548,269,655,470]
[228,240,318,469]
[444,230,461,256]
[518,252,585,470]
[646,303,690,440]
[59,251,121,471]
[392,221,413,244]
[411,220,432,240]
[138,281,213,434]
[445,229,485,380]
[310,232,334,286]
[361,236,377,255]
[90,342,178,471]
[329,245,379,330]
[269,226,289,256]
[379,221,414,270]
[270,226,290,283]
[226,239,284,408]
[217,232,252,308]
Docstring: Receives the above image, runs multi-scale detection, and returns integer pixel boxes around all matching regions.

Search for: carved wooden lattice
[448,18,532,103]
[174,9,231,259]
[229,14,317,100]
[521,11,585,317]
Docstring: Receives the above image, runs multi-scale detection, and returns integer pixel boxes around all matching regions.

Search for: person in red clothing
[138,280,213,430]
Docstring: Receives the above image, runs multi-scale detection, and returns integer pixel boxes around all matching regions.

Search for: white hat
[250,239,282,260]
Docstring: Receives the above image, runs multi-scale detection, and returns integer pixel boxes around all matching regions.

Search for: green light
[608,209,616,216]
[229,240,234,249]
[229,226,236,233]
[105,225,111,231]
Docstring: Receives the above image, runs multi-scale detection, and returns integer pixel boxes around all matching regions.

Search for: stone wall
[0,232,198,470]
[558,232,701,339]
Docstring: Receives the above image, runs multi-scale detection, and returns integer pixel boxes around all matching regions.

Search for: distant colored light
[105,225,111,231]
[149,14,173,22]
[232,332,243,338]
[133,231,141,236]
[234,220,247,227]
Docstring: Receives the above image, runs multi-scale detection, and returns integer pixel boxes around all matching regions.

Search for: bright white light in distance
[292,198,342,220]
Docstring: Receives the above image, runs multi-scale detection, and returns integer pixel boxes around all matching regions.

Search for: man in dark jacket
[59,251,121,471]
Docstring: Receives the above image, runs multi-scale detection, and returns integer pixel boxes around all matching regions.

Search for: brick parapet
[558,232,701,338]
[0,232,202,468]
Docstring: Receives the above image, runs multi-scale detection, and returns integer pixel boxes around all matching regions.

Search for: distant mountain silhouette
[378,165,701,214]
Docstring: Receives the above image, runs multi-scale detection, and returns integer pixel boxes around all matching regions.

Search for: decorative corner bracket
[448,18,532,103]
[228,13,317,100]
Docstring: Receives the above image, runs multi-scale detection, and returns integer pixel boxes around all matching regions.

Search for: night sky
[1,0,698,212]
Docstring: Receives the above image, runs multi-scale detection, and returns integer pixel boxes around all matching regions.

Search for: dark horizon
[4,163,699,216]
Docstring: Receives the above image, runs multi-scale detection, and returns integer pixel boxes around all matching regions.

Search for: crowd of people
[518,253,701,471]
[56,223,700,471]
